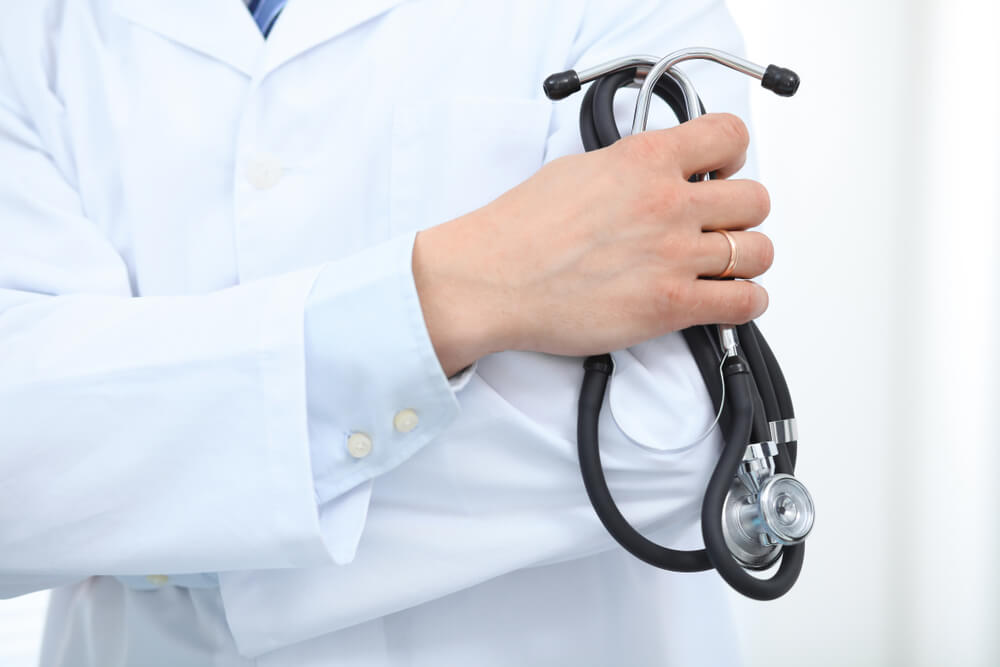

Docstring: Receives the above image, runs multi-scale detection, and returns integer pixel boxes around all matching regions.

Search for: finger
[687,280,769,326]
[695,230,774,279]
[686,179,771,231]
[660,113,750,178]
[711,149,748,181]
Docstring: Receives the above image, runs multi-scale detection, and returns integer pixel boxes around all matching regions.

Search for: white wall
[727,1,1000,665]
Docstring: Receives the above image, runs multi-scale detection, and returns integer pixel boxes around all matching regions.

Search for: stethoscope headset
[543,48,814,600]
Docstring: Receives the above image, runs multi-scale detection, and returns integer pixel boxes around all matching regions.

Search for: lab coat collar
[113,0,408,80]
[112,0,263,77]
[260,0,408,76]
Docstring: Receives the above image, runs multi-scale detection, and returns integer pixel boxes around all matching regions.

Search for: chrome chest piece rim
[721,477,783,570]
[759,474,815,544]
[721,473,815,571]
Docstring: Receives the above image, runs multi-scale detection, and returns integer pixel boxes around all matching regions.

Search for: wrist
[412,215,513,376]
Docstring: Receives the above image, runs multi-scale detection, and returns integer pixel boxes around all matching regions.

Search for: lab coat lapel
[260,0,408,76]
[112,0,263,78]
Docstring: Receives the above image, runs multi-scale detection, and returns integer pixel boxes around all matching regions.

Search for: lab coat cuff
[315,479,373,564]
[304,232,461,508]
[448,361,477,391]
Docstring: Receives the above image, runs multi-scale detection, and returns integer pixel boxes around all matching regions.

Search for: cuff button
[347,432,373,459]
[393,408,419,433]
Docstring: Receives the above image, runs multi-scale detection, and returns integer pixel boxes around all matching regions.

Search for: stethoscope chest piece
[723,443,815,570]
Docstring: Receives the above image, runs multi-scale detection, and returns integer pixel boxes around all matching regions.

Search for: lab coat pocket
[605,334,721,454]
[389,97,552,233]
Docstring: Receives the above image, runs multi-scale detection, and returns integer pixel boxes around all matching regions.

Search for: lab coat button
[145,574,169,586]
[347,432,373,459]
[393,408,419,433]
[246,154,283,189]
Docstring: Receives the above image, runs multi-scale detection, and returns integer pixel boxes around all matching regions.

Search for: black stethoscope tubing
[573,68,804,600]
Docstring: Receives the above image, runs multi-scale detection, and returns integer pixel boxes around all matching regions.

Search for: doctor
[0,1,775,665]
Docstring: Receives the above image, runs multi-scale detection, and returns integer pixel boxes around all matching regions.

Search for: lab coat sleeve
[303,261,476,508]
[299,242,473,563]
[220,0,757,657]
[0,52,461,593]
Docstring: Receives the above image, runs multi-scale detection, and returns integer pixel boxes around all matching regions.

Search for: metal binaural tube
[545,48,795,127]
[631,47,768,135]
[574,55,659,85]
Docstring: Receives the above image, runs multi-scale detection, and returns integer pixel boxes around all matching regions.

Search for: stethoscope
[543,49,815,600]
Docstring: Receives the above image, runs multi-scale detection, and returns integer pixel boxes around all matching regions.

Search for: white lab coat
[0,1,755,665]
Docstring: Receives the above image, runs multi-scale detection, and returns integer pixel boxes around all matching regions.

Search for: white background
[2,1,999,665]
[728,0,1000,665]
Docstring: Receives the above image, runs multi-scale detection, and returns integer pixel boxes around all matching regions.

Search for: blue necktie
[248,0,287,37]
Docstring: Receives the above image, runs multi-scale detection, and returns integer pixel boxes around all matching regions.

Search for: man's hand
[412,113,773,377]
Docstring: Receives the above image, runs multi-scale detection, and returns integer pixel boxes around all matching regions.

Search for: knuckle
[656,277,692,316]
[619,130,674,168]
[619,132,654,160]
[659,230,696,262]
[653,183,687,219]
[631,176,686,224]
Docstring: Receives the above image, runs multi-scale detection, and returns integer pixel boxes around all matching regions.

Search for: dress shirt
[0,1,754,665]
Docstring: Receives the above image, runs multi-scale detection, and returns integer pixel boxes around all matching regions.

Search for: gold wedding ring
[714,229,739,279]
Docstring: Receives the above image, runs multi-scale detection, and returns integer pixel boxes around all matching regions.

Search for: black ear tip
[543,70,581,100]
[761,65,800,97]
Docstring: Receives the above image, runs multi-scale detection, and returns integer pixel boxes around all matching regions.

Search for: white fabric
[0,0,753,664]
